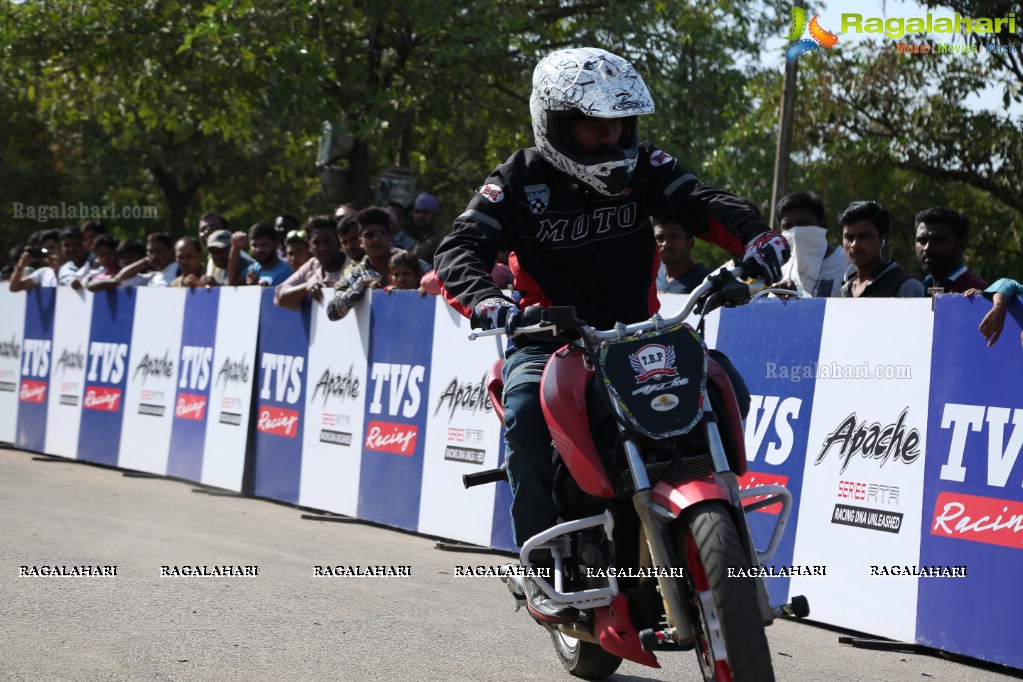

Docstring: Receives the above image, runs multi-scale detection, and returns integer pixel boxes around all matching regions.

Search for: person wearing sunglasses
[284,229,311,271]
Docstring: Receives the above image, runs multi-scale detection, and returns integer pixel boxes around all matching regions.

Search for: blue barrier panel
[358,291,435,531]
[16,288,57,452]
[78,289,136,465]
[252,291,310,503]
[167,288,220,481]
[714,298,827,604]
[917,295,1023,669]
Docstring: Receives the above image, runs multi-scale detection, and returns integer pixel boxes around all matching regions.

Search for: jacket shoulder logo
[477,183,504,203]
[523,184,550,215]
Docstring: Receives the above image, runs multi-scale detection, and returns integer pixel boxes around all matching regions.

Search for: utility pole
[770,2,801,229]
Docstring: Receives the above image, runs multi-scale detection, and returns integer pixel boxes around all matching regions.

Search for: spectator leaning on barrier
[915,207,988,295]
[7,230,62,292]
[410,193,444,266]
[965,279,1023,348]
[774,191,848,297]
[231,222,292,287]
[170,237,207,287]
[203,229,232,285]
[200,211,252,283]
[284,229,311,271]
[653,217,712,294]
[115,232,179,287]
[386,249,425,292]
[839,201,924,298]
[336,216,365,278]
[325,206,431,321]
[81,219,106,265]
[273,215,348,310]
[57,225,93,286]
[80,235,120,288]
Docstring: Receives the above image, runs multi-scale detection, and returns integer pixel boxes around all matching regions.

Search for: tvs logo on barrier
[365,420,417,455]
[257,405,299,437]
[178,345,212,391]
[21,339,51,378]
[433,374,492,421]
[368,363,424,417]
[931,491,1023,550]
[311,365,360,406]
[84,386,122,412]
[19,379,47,403]
[745,395,803,465]
[937,404,1023,487]
[259,353,304,404]
[815,407,921,474]
[175,394,207,421]
[629,344,677,383]
[86,342,128,384]
[784,7,838,62]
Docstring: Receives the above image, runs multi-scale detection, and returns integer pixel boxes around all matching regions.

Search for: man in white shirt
[57,225,95,286]
[114,232,179,287]
[775,191,848,297]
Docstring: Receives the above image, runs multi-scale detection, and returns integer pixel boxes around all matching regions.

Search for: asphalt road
[2,446,1020,682]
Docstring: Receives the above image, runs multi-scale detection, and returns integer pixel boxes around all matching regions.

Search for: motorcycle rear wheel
[548,629,623,680]
[677,502,775,682]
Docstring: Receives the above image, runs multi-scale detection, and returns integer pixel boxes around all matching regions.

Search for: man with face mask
[774,191,848,297]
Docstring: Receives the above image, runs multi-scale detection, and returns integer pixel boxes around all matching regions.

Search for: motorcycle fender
[541,349,614,498]
[651,475,731,519]
[593,594,660,668]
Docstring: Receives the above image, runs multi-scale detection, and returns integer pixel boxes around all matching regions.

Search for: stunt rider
[433,47,789,623]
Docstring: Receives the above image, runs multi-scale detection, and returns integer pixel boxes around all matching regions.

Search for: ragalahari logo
[784,7,839,62]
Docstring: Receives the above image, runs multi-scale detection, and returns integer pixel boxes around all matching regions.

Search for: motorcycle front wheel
[676,501,775,682]
[548,628,622,680]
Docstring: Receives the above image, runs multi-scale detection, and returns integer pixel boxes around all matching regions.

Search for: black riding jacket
[434,144,768,331]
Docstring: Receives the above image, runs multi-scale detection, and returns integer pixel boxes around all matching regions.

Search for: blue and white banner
[252,290,310,502]
[44,289,93,459]
[0,291,27,444]
[715,297,827,605]
[358,291,435,531]
[201,286,260,491]
[167,288,219,481]
[298,297,370,516]
[792,299,933,643]
[118,289,186,475]
[419,300,505,546]
[16,288,56,453]
[78,289,137,466]
[917,295,1023,669]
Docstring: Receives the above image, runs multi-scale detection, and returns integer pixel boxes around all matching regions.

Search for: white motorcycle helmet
[530,47,655,196]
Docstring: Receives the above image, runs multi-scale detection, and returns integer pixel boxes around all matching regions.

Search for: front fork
[617,409,775,648]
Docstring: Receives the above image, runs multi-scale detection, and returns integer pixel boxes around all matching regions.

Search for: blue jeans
[502,343,563,547]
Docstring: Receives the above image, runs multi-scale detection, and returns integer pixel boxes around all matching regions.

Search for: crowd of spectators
[3,191,1020,347]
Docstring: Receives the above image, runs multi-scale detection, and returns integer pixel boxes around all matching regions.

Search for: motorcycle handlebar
[468,264,767,342]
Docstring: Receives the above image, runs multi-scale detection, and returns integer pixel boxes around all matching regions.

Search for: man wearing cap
[411,193,444,266]
[204,229,240,285]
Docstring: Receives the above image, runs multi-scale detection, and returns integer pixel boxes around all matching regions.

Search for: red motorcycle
[464,265,807,681]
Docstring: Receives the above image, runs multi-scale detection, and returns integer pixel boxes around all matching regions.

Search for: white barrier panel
[201,286,261,491]
[0,291,27,443]
[298,298,371,516]
[44,289,93,458]
[418,300,506,546]
[117,289,187,475]
[791,299,934,642]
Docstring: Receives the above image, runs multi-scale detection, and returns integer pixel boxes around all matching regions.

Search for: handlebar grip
[462,467,508,489]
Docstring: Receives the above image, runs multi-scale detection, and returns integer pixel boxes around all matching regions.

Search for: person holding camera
[8,230,63,292]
